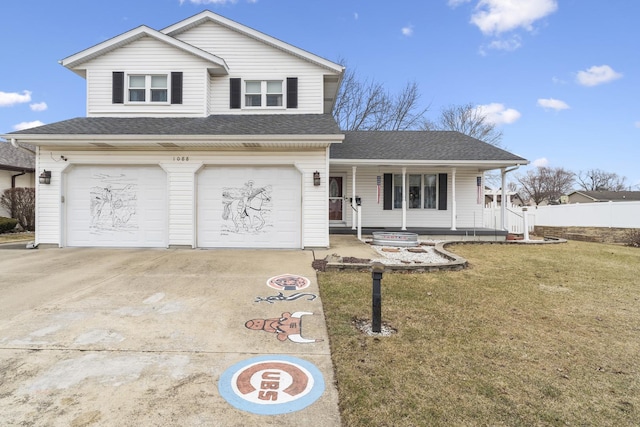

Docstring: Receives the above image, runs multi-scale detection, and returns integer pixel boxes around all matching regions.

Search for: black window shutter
[171,72,183,104]
[230,78,241,109]
[286,77,298,109]
[112,72,124,104]
[383,174,393,210]
[438,173,448,210]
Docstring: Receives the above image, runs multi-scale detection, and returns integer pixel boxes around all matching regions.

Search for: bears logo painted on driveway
[218,355,325,415]
[266,274,310,291]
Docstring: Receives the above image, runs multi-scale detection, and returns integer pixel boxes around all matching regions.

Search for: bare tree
[516,167,575,205]
[422,103,503,147]
[576,169,628,191]
[333,61,429,131]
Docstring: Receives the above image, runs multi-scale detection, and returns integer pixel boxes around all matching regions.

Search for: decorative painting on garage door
[221,180,273,235]
[197,166,301,249]
[90,173,138,234]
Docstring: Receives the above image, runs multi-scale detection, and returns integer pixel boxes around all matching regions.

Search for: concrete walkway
[0,246,341,426]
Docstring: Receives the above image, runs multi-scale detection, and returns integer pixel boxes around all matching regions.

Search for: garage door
[65,165,167,247]
[197,166,301,248]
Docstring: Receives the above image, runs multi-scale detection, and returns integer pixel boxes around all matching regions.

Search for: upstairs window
[244,80,283,108]
[128,74,168,103]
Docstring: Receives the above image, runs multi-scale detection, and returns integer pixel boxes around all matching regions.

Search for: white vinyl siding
[35,148,329,248]
[82,36,211,117]
[174,21,333,115]
[329,166,484,229]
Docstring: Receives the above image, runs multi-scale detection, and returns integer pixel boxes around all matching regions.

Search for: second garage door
[197,166,301,248]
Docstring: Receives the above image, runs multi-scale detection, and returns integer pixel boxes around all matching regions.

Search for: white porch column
[450,167,457,231]
[351,166,357,230]
[501,167,507,231]
[401,167,407,230]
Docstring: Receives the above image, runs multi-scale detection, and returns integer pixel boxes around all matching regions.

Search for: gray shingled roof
[0,141,35,172]
[570,190,640,202]
[8,114,341,136]
[333,131,527,162]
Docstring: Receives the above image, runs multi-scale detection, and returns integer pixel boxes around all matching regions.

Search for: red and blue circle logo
[218,355,325,415]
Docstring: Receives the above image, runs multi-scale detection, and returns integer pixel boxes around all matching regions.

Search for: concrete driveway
[0,246,341,426]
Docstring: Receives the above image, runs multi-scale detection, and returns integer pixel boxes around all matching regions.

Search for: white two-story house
[3,10,527,249]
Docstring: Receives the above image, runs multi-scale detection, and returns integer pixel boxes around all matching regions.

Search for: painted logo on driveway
[218,355,325,415]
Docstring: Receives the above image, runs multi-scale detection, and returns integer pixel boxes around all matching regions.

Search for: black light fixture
[39,170,51,185]
[313,171,321,186]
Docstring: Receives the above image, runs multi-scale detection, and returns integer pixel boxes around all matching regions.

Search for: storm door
[328,175,345,222]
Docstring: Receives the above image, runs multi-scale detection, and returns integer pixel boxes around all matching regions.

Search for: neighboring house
[1,11,527,249]
[566,190,640,204]
[0,140,35,218]
[484,187,526,207]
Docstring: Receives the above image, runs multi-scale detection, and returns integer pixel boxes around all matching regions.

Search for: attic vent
[243,143,261,148]
[91,142,114,148]
[158,142,179,148]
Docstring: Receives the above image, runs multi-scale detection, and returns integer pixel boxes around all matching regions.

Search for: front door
[328,176,344,222]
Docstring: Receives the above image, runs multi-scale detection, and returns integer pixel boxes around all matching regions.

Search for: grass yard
[319,241,640,426]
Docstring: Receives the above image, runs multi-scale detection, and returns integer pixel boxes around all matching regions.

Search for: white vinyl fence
[485,201,640,232]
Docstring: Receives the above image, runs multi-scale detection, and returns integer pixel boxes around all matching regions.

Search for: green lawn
[319,241,640,426]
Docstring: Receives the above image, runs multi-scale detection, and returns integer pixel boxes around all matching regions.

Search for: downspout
[500,165,521,231]
[11,171,26,188]
[10,138,36,155]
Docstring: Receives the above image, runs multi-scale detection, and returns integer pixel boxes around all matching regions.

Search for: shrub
[624,229,640,248]
[0,188,35,231]
[0,217,19,233]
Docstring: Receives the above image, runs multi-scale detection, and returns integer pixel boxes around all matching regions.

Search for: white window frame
[243,79,284,109]
[393,174,438,210]
[126,73,170,104]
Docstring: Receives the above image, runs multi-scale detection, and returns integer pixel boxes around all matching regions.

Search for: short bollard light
[371,262,385,333]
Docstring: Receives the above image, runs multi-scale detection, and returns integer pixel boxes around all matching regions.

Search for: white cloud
[537,98,569,111]
[448,0,472,6]
[635,121,640,129]
[13,120,45,131]
[533,157,549,167]
[475,103,521,125]
[0,90,32,107]
[470,0,558,35]
[485,35,522,52]
[354,12,359,20]
[551,76,566,85]
[401,25,414,37]
[30,102,48,112]
[576,65,622,87]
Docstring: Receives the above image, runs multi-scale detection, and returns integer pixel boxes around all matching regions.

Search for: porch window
[393,174,403,208]
[424,174,437,209]
[393,174,438,209]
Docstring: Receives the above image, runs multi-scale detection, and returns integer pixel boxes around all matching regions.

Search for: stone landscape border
[319,236,567,273]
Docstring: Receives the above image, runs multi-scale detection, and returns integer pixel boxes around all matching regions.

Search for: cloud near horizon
[537,98,569,111]
[533,157,549,167]
[0,90,32,107]
[13,120,45,131]
[475,103,521,125]
[576,65,622,87]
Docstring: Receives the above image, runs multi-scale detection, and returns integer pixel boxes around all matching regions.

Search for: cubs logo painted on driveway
[266,274,311,291]
[218,355,325,415]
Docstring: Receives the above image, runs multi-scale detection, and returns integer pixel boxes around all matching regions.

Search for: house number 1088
[173,156,189,161]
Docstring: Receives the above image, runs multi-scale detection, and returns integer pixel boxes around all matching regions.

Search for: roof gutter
[10,138,36,155]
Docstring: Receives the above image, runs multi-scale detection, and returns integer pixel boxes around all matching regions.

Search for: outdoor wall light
[39,170,51,185]
[313,171,321,186]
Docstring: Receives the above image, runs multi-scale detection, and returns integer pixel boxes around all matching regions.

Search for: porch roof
[331,131,528,169]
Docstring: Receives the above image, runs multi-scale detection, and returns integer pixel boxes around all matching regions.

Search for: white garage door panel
[197,166,301,248]
[65,166,167,247]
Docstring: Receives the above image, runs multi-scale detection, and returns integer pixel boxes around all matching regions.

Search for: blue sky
[1,0,638,187]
